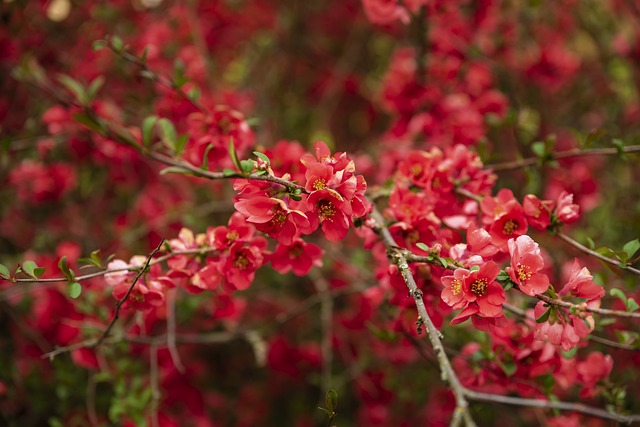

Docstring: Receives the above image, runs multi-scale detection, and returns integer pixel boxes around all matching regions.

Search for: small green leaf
[187,86,200,102]
[58,256,75,281]
[502,281,514,291]
[110,35,123,51]
[229,138,242,172]
[73,112,104,133]
[416,243,430,252]
[200,143,215,169]
[253,151,270,165]
[470,265,480,272]
[22,260,45,279]
[92,40,107,51]
[87,76,105,101]
[0,263,10,279]
[157,118,177,152]
[437,256,448,269]
[175,134,189,155]
[536,307,552,323]
[140,46,150,64]
[159,167,197,176]
[627,298,639,312]
[290,194,302,201]
[531,141,546,158]
[325,389,338,412]
[240,159,254,175]
[623,239,640,260]
[612,138,626,156]
[68,282,82,299]
[498,360,517,377]
[141,115,158,148]
[58,75,87,104]
[586,237,595,250]
[610,288,628,305]
[223,168,238,177]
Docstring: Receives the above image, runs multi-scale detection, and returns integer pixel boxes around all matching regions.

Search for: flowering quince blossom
[234,196,312,245]
[105,257,164,311]
[440,261,506,328]
[559,258,604,302]
[533,301,594,351]
[361,0,410,25]
[481,189,528,250]
[269,238,324,276]
[523,194,554,231]
[506,235,550,296]
[555,191,580,224]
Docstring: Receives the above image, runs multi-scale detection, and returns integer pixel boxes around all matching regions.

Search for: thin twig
[556,231,640,276]
[86,372,99,427]
[311,270,333,392]
[536,293,640,319]
[150,343,160,427]
[464,389,640,424]
[369,204,477,427]
[166,288,185,373]
[486,145,640,172]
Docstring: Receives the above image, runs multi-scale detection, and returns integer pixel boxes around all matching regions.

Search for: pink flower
[441,261,505,325]
[506,235,550,296]
[559,259,604,302]
[555,191,580,224]
[234,196,312,245]
[533,302,594,351]
[523,194,553,231]
[269,239,324,276]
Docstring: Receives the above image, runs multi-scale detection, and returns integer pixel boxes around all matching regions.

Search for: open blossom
[506,235,550,296]
[555,191,580,224]
[523,194,553,230]
[559,259,604,302]
[219,239,267,291]
[234,196,312,245]
[533,301,594,351]
[269,238,324,276]
[441,261,505,325]
[105,258,164,311]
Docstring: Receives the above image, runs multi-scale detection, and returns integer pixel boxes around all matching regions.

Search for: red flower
[270,238,324,276]
[219,239,267,291]
[441,261,505,325]
[306,189,352,242]
[555,191,580,224]
[533,301,594,351]
[523,194,553,231]
[559,259,604,302]
[234,196,311,245]
[506,235,550,296]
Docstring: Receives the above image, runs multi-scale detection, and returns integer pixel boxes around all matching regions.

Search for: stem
[487,145,640,172]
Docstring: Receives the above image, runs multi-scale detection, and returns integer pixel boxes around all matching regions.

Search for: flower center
[271,207,287,225]
[516,264,532,282]
[503,219,519,235]
[318,200,335,221]
[313,179,327,190]
[410,164,422,177]
[451,279,462,295]
[226,231,239,243]
[470,278,488,296]
[234,254,249,269]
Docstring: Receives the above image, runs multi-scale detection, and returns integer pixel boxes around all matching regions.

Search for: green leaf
[502,281,514,291]
[87,76,105,101]
[157,118,177,152]
[22,260,45,279]
[73,112,104,133]
[437,256,448,269]
[0,263,10,279]
[586,237,595,250]
[140,46,150,64]
[290,194,302,201]
[470,265,480,272]
[58,256,75,281]
[110,35,123,51]
[58,75,87,104]
[187,86,200,102]
[228,138,242,172]
[68,282,82,299]
[175,134,189,155]
[223,168,238,177]
[627,298,639,312]
[141,115,158,148]
[416,242,430,252]
[531,141,546,158]
[536,307,552,323]
[610,288,628,305]
[240,159,254,175]
[92,40,107,51]
[325,389,338,412]
[612,138,626,156]
[498,360,517,377]
[253,151,270,165]
[200,143,215,169]
[159,167,197,176]
[623,239,640,260]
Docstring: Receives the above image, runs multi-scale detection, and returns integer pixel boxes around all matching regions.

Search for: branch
[486,145,640,172]
[556,231,640,276]
[368,204,477,427]
[310,270,334,392]
[464,389,640,424]
[166,288,185,373]
[2,247,218,288]
[536,293,640,320]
